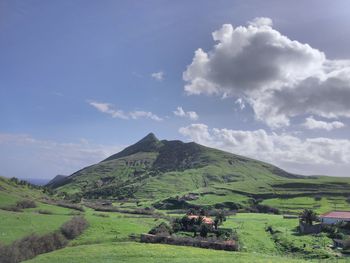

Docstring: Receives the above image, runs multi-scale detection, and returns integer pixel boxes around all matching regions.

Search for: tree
[199,223,209,238]
[300,209,318,225]
[214,218,219,230]
[215,210,226,227]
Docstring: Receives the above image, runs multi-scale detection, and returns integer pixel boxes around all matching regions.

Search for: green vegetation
[223,213,335,259]
[70,209,163,245]
[26,242,308,263]
[2,134,350,262]
[261,196,350,214]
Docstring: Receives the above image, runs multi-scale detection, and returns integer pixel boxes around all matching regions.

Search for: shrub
[347,197,350,204]
[0,216,88,263]
[0,232,67,263]
[16,199,36,209]
[60,216,88,240]
[55,201,84,212]
[148,222,173,236]
[255,204,280,214]
[37,209,53,215]
[199,223,210,238]
[93,213,109,217]
[314,195,322,201]
[344,239,350,250]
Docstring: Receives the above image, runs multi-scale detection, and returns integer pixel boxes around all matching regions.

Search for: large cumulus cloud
[183,17,350,128]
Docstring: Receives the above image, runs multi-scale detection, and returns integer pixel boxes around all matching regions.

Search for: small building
[320,211,350,224]
[187,215,214,225]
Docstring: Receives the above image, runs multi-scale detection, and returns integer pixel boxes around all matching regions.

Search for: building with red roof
[187,215,214,225]
[319,211,350,224]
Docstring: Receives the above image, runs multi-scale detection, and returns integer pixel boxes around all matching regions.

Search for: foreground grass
[26,242,308,263]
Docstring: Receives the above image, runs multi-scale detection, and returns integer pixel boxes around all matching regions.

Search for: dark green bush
[16,199,36,209]
[60,216,89,240]
[149,222,173,236]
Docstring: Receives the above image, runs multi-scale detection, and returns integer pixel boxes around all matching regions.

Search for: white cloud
[89,101,129,119]
[183,17,350,128]
[173,106,199,120]
[129,111,163,121]
[179,123,350,176]
[303,116,345,131]
[235,98,245,110]
[151,71,164,81]
[88,101,162,121]
[0,133,122,179]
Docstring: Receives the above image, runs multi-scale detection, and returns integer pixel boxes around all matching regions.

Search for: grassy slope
[26,242,308,263]
[0,208,72,244]
[0,176,45,207]
[70,209,164,246]
[0,176,75,244]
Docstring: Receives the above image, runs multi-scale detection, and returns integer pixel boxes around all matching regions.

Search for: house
[187,215,214,225]
[320,211,350,224]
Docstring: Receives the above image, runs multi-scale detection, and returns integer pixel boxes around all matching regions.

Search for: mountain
[51,133,350,206]
[46,175,68,188]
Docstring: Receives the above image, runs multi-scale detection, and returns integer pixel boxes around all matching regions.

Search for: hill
[0,176,46,209]
[50,133,350,208]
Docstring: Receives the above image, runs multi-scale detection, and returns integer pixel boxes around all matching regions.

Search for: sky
[1,0,350,179]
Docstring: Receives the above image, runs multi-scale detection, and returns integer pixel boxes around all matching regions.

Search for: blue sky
[1,0,350,179]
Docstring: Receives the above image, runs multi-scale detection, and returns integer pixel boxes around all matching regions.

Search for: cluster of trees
[171,210,227,238]
[9,177,41,190]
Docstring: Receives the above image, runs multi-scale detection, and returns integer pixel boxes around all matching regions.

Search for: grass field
[223,213,335,259]
[0,207,72,244]
[70,209,163,245]
[26,242,309,263]
[261,196,350,214]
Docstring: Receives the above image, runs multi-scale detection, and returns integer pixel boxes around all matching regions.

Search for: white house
[320,211,350,224]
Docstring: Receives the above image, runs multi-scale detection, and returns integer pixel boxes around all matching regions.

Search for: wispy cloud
[303,116,345,131]
[88,101,162,121]
[173,106,198,120]
[0,133,123,179]
[235,98,246,110]
[151,71,164,81]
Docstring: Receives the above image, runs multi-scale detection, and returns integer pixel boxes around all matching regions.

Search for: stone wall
[140,234,238,251]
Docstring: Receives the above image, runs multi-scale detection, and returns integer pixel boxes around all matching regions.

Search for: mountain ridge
[49,133,350,205]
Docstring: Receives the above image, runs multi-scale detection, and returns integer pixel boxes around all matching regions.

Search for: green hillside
[50,133,350,209]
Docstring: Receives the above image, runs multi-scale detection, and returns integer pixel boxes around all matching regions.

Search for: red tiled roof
[320,211,350,219]
[187,215,214,224]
